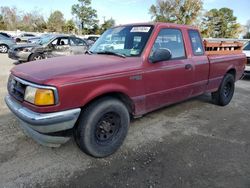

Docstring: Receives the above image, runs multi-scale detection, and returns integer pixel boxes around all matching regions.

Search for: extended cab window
[188,30,204,55]
[150,29,186,59]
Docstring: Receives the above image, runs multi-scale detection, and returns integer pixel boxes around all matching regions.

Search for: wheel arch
[226,68,236,80]
[0,43,9,48]
[28,53,34,61]
[81,91,135,116]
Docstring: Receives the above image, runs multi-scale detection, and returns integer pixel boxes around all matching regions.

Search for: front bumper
[8,50,31,62]
[5,95,81,147]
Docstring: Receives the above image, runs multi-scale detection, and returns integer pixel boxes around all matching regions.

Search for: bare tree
[0,6,20,30]
[246,19,250,33]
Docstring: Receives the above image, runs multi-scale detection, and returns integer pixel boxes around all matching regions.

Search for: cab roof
[117,22,198,30]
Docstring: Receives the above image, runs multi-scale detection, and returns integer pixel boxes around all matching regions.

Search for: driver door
[144,28,195,111]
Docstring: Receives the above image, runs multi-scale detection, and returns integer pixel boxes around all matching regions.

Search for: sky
[0,0,249,26]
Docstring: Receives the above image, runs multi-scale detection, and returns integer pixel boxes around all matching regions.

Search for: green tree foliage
[149,0,203,25]
[63,19,76,33]
[0,14,7,30]
[201,8,241,38]
[47,10,65,32]
[87,24,100,34]
[72,0,98,31]
[100,18,115,33]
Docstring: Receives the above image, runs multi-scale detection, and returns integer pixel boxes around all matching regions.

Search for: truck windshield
[90,25,154,57]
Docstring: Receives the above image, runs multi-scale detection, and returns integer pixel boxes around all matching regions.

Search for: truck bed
[207,53,246,91]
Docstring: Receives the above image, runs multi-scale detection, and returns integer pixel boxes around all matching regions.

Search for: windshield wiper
[96,51,126,58]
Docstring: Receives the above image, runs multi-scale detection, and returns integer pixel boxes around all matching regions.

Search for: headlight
[24,86,55,106]
[22,47,33,52]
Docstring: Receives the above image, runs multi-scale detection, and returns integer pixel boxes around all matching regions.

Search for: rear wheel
[0,44,9,53]
[29,53,43,61]
[212,73,235,106]
[74,97,130,158]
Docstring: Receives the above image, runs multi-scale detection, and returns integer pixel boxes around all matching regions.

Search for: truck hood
[11,54,142,86]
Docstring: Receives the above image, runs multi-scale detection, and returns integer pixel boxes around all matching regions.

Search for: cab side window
[188,30,204,56]
[150,28,186,59]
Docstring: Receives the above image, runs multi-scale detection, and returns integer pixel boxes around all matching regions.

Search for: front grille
[8,76,26,102]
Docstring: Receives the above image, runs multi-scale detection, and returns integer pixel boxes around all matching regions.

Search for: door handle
[185,64,193,70]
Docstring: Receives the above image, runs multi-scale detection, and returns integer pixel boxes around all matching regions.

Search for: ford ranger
[5,23,246,157]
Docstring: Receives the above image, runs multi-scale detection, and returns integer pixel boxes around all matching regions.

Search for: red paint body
[11,23,246,116]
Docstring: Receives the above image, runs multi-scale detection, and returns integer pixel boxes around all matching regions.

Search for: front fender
[81,83,130,107]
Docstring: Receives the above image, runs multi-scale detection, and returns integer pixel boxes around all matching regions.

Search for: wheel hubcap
[95,112,121,143]
[0,46,8,53]
[34,56,42,60]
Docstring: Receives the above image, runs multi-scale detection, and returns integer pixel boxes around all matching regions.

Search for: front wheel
[29,53,44,61]
[0,44,9,53]
[212,73,235,106]
[74,97,130,158]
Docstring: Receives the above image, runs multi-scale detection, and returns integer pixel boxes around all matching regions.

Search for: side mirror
[150,48,172,63]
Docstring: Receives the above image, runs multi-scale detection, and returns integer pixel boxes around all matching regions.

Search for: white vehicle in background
[243,41,250,75]
[15,33,36,43]
[97,40,124,51]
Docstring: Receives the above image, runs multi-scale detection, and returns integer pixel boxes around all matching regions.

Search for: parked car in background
[86,35,99,42]
[8,35,89,62]
[243,41,250,75]
[0,34,16,53]
[0,32,13,39]
[84,35,100,46]
[15,33,36,43]
[27,34,51,44]
[96,40,125,51]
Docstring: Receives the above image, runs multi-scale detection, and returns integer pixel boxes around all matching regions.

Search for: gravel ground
[0,54,250,188]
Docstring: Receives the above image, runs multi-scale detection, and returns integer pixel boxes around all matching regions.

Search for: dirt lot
[1,54,250,188]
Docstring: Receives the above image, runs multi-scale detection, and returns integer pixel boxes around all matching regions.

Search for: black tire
[0,44,9,53]
[16,38,21,43]
[74,97,130,158]
[212,73,235,106]
[29,53,43,61]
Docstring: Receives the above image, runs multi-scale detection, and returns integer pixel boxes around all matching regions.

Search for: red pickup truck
[5,23,246,157]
